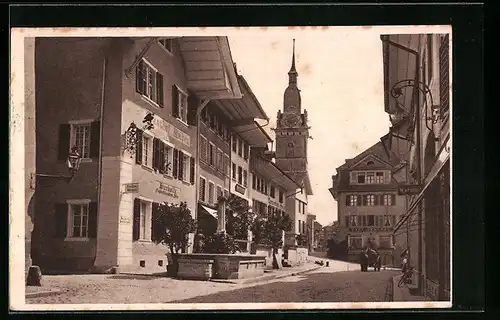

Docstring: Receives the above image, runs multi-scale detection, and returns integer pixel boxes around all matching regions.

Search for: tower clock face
[282,113,300,128]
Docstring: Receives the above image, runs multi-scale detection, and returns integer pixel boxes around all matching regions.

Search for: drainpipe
[381,37,423,294]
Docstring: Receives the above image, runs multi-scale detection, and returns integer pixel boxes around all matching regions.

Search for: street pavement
[26,257,397,304]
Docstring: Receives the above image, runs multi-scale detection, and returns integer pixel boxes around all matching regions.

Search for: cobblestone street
[26,259,397,305]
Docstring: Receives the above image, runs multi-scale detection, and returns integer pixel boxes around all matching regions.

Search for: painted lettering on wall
[156,182,180,198]
[120,216,131,224]
[269,200,285,209]
[152,117,191,147]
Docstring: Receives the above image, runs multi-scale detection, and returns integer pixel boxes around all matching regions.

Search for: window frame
[348,236,363,249]
[141,132,154,169]
[173,85,189,125]
[69,120,92,161]
[138,59,163,107]
[208,181,215,205]
[158,38,174,55]
[162,141,174,177]
[66,199,91,240]
[208,142,216,167]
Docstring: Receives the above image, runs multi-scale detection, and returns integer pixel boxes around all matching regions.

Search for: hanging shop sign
[155,182,180,198]
[398,184,423,196]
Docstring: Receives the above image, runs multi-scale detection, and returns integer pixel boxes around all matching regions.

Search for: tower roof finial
[289,39,297,74]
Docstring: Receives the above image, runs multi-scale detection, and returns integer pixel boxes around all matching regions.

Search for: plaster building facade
[31,36,242,273]
[274,40,314,247]
[329,141,407,266]
[381,33,451,301]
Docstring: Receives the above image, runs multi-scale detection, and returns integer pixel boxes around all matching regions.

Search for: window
[237,138,243,157]
[172,86,188,123]
[136,60,164,107]
[243,142,249,160]
[217,185,223,200]
[158,38,173,53]
[243,170,248,187]
[200,135,208,163]
[217,148,223,171]
[232,136,237,152]
[140,201,148,240]
[69,202,89,238]
[383,194,393,206]
[348,195,358,206]
[224,189,229,198]
[209,143,215,166]
[224,154,230,176]
[427,34,433,83]
[199,177,206,202]
[232,162,237,180]
[357,173,365,184]
[208,182,215,205]
[365,195,375,206]
[142,135,152,167]
[270,185,276,198]
[238,166,243,185]
[375,172,384,184]
[71,123,92,159]
[379,236,392,249]
[182,153,190,182]
[349,236,363,249]
[384,215,392,227]
[366,172,375,184]
[349,215,358,227]
[367,215,375,227]
[163,145,173,176]
[279,189,284,203]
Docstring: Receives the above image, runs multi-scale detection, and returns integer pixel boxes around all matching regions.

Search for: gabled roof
[337,140,401,171]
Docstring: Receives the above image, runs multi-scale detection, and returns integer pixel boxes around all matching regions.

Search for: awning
[214,75,269,122]
[393,138,450,233]
[232,120,272,148]
[200,204,218,219]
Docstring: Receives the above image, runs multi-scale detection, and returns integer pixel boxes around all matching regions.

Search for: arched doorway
[423,132,440,297]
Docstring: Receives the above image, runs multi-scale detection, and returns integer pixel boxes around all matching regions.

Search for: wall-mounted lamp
[123,113,155,156]
[31,146,82,187]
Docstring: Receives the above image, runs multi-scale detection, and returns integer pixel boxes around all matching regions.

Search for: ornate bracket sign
[398,184,423,195]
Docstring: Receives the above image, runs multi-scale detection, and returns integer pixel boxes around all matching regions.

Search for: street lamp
[31,145,83,185]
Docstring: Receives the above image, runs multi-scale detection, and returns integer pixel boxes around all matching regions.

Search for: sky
[228,29,392,226]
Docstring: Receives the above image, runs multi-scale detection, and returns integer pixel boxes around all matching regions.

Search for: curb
[26,288,62,299]
[210,265,322,285]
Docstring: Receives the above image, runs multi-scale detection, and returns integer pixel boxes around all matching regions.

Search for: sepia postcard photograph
[10,25,452,311]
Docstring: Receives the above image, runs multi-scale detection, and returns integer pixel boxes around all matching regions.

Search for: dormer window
[158,39,173,54]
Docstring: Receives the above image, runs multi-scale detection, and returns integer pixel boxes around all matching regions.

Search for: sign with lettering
[235,184,246,195]
[155,182,180,198]
[269,200,285,209]
[349,227,393,233]
[398,184,423,195]
[120,216,131,224]
[124,183,139,193]
[152,117,191,147]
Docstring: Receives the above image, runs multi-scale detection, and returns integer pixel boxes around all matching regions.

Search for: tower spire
[288,39,298,85]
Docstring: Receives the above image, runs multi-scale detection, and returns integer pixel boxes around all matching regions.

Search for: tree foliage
[225,195,256,240]
[252,211,292,253]
[151,201,196,255]
[202,232,241,254]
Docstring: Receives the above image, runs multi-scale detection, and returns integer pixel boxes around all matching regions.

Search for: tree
[151,201,196,276]
[252,211,292,256]
[225,195,256,240]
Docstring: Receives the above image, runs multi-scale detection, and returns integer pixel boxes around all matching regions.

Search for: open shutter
[439,35,450,121]
[172,149,178,179]
[58,124,71,161]
[172,85,179,118]
[187,91,198,126]
[374,194,379,206]
[392,215,396,227]
[178,151,184,181]
[190,157,195,185]
[88,201,98,238]
[90,121,101,159]
[362,195,367,206]
[135,130,143,165]
[136,60,145,95]
[158,142,166,174]
[350,172,357,184]
[54,203,68,238]
[152,138,159,171]
[345,216,349,227]
[357,195,362,205]
[391,194,396,206]
[133,198,141,241]
[156,72,164,107]
[345,195,350,206]
[151,202,159,241]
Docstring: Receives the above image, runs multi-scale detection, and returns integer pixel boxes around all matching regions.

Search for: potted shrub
[202,232,240,254]
[151,201,196,277]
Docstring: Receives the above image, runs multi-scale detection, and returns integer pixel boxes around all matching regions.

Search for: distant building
[306,214,316,251]
[329,141,407,266]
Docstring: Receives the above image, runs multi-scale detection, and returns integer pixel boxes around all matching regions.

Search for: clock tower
[275,39,311,177]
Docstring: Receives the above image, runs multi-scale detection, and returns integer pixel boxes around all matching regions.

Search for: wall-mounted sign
[269,200,285,209]
[120,216,131,224]
[235,184,246,195]
[398,184,423,195]
[156,182,180,198]
[152,117,191,147]
[124,183,139,193]
[349,227,393,233]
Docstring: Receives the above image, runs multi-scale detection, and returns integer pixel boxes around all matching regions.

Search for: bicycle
[397,266,414,288]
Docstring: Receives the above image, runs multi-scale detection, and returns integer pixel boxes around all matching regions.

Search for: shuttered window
[200,135,208,163]
[439,34,450,122]
[136,59,164,107]
[224,154,230,177]
[208,182,215,205]
[199,177,206,202]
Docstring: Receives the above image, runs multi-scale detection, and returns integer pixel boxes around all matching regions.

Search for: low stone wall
[285,246,308,266]
[177,253,266,280]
